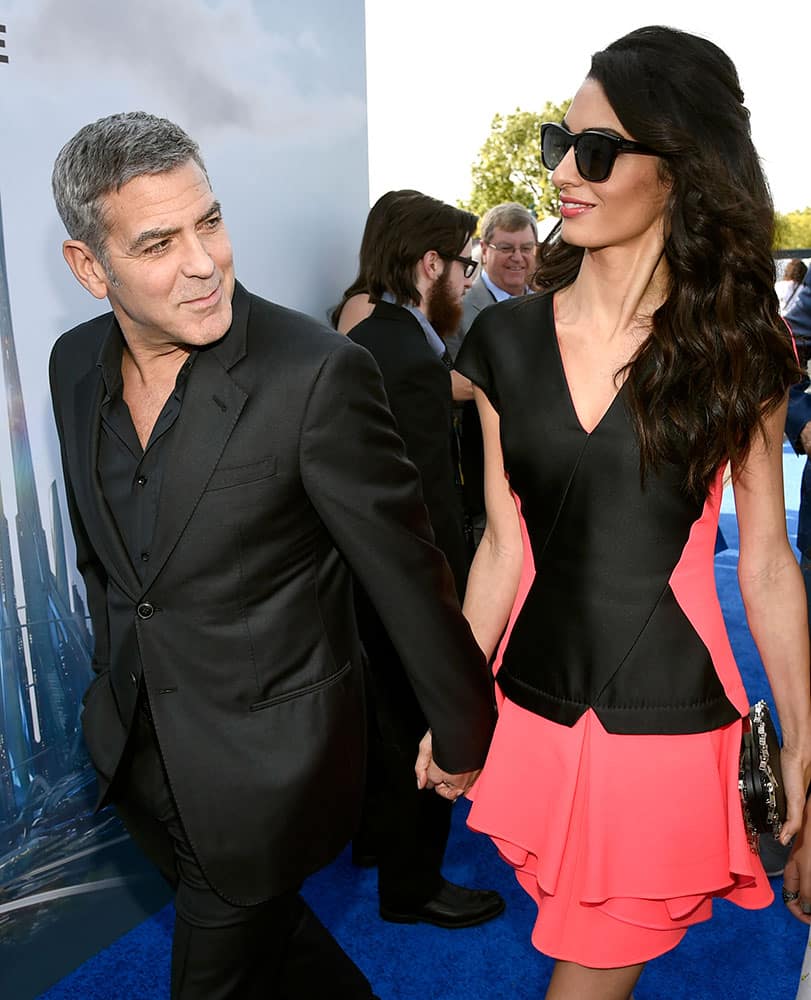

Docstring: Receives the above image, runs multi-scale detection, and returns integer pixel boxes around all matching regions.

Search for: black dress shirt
[96,330,195,582]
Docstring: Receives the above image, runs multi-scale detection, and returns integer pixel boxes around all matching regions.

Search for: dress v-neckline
[549,297,626,437]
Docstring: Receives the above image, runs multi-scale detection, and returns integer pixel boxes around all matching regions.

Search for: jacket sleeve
[361,336,464,583]
[49,344,111,676]
[299,339,496,773]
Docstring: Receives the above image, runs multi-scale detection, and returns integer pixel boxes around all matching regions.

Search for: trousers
[113,697,377,1000]
[355,604,452,909]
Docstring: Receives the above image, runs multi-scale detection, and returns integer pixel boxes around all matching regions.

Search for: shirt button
[130,672,138,687]
[136,602,154,620]
[136,475,148,486]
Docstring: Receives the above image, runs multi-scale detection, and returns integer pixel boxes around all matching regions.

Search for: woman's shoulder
[468,290,554,347]
[336,293,374,334]
[485,289,552,320]
[456,292,556,401]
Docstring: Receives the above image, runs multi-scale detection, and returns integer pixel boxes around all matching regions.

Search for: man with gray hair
[48,111,496,999]
[444,202,537,360]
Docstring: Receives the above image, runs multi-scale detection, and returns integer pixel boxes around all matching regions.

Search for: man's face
[426,238,474,338]
[480,225,537,295]
[94,160,235,353]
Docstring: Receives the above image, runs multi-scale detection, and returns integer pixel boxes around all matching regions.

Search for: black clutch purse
[739,700,787,851]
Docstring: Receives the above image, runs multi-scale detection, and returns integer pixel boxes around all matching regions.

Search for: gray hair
[52,111,209,274]
[480,202,537,245]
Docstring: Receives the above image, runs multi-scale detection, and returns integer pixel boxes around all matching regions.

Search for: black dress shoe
[379,878,505,928]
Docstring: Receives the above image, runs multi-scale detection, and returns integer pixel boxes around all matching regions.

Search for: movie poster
[0,3,368,995]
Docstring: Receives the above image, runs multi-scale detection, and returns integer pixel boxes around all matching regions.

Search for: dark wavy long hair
[536,26,800,499]
[330,190,422,328]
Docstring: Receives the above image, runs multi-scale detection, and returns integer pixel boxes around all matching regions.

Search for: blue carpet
[39,448,809,999]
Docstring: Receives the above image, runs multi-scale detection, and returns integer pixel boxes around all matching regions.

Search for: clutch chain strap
[739,700,782,852]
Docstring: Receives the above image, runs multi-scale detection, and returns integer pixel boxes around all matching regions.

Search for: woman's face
[552,78,670,253]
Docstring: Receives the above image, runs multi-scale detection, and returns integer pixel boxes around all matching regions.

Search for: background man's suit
[786,269,811,630]
[444,276,499,545]
[786,267,811,343]
[49,283,495,928]
[767,274,811,881]
[348,300,473,913]
[443,276,496,362]
[350,301,468,588]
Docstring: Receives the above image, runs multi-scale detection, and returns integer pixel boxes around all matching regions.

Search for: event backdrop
[0,2,369,996]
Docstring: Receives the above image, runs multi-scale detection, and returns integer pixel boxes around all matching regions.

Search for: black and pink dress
[456,292,772,967]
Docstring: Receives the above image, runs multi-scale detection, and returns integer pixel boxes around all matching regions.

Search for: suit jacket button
[136,602,154,620]
[130,672,138,686]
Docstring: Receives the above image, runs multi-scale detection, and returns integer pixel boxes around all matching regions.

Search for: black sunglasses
[440,253,477,278]
[540,122,659,183]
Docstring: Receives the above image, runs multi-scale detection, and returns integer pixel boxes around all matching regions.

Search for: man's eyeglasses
[540,122,659,183]
[440,253,478,278]
[485,241,538,256]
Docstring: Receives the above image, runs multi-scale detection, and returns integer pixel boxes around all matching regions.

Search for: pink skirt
[467,700,773,968]
[467,484,773,967]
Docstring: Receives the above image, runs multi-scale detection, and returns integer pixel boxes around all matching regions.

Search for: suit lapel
[139,323,248,592]
[474,278,497,311]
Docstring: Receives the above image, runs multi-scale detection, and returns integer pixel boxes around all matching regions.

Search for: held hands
[414,730,481,802]
[450,371,474,403]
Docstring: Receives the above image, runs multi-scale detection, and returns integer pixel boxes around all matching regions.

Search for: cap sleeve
[455,311,501,413]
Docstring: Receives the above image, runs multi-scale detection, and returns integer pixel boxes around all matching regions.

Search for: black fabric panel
[460,293,738,735]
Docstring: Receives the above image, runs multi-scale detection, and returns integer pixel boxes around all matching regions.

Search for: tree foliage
[460,101,571,221]
[463,104,811,250]
[774,207,811,250]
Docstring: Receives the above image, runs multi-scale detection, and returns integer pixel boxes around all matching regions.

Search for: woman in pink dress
[422,25,811,1000]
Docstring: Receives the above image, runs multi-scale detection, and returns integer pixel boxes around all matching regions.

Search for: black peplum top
[456,292,740,736]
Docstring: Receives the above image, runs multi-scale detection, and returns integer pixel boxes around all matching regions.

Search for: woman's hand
[780,742,811,843]
[414,729,481,801]
[784,800,811,924]
[780,741,811,924]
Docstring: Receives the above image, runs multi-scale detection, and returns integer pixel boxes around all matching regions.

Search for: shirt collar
[481,269,526,302]
[96,320,198,402]
[97,324,125,402]
[381,291,446,358]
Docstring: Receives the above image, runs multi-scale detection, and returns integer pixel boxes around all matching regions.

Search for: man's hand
[414,729,482,801]
[799,420,811,456]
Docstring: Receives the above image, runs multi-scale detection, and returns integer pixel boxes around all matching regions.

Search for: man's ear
[62,240,112,300]
[478,240,489,269]
[418,249,443,281]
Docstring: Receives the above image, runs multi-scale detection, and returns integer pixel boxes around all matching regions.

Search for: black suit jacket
[349,301,468,593]
[49,282,495,905]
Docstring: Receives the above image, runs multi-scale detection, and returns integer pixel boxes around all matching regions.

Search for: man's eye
[203,215,221,230]
[144,240,169,255]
